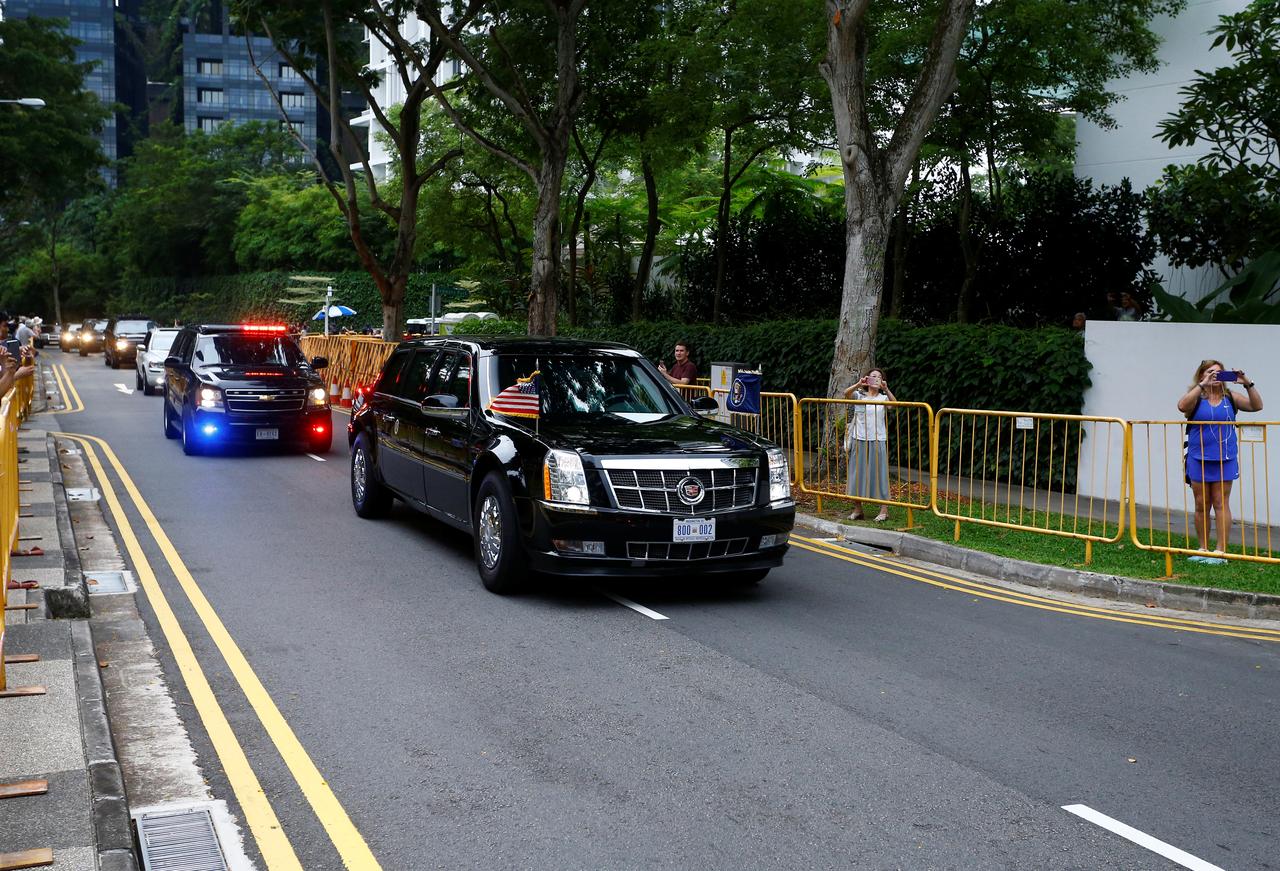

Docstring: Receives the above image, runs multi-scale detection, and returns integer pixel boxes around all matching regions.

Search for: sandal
[848,511,863,521]
[874,513,889,523]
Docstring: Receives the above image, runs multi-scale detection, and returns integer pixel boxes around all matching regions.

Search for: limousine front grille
[603,463,757,515]
[223,388,305,413]
[626,538,749,561]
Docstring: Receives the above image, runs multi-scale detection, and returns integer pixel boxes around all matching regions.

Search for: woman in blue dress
[1175,359,1262,561]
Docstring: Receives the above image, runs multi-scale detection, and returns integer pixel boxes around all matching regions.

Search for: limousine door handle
[423,427,441,438]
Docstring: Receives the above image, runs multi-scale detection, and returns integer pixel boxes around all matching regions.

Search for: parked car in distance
[348,336,795,594]
[162,323,332,455]
[78,319,108,356]
[60,323,82,353]
[104,316,157,369]
[136,327,179,395]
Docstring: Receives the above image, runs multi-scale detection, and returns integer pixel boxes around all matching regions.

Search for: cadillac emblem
[676,475,706,506]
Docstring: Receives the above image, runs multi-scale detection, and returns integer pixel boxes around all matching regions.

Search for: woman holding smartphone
[1176,359,1262,562]
[842,368,895,522]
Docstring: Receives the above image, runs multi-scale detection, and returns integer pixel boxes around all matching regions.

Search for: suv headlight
[198,386,223,409]
[543,449,589,506]
[766,447,791,502]
[115,338,130,351]
[307,386,328,407]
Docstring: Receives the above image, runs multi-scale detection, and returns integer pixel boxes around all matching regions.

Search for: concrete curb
[52,433,140,871]
[45,434,90,618]
[798,512,1280,623]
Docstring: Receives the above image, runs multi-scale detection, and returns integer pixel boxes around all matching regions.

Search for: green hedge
[110,271,469,328]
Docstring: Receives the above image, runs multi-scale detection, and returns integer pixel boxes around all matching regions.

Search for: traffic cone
[329,381,341,406]
[340,381,353,408]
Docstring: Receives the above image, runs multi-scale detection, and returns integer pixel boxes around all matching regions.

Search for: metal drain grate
[84,570,134,595]
[65,487,100,502]
[136,805,229,871]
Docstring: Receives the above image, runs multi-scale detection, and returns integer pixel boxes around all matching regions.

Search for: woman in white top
[842,368,896,522]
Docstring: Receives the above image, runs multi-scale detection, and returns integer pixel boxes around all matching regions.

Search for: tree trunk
[634,152,660,322]
[382,300,403,342]
[48,218,63,327]
[712,127,733,324]
[827,187,893,398]
[955,155,980,324]
[528,157,566,335]
[888,197,908,320]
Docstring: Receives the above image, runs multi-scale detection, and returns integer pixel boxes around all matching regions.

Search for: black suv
[162,324,332,455]
[78,318,108,356]
[104,315,156,369]
[348,337,795,593]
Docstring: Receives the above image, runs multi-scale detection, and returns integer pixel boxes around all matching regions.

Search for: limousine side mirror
[422,394,459,409]
[690,396,719,413]
[310,356,328,370]
[164,355,181,369]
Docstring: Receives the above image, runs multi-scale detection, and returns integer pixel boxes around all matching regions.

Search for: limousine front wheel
[475,472,523,595]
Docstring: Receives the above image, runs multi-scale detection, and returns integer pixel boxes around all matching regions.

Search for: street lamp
[0,98,45,108]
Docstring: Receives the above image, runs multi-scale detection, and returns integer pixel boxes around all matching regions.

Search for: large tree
[820,0,976,398]
[416,0,589,335]
[232,0,463,338]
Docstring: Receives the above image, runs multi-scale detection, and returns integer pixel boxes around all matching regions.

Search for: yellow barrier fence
[1,380,33,692]
[675,383,712,402]
[300,336,396,406]
[1129,419,1279,574]
[931,409,1129,563]
[797,398,934,526]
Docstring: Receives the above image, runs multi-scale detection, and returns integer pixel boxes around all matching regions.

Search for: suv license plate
[255,428,279,441]
[674,518,715,542]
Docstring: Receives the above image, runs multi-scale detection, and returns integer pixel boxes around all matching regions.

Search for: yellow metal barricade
[676,384,712,402]
[0,391,18,690]
[712,390,799,484]
[932,409,1128,561]
[1129,419,1279,573]
[798,398,934,525]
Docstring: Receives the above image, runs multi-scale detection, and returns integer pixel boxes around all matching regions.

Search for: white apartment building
[349,12,462,181]
[1074,0,1251,302]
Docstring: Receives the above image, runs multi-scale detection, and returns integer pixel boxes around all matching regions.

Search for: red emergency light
[242,371,285,376]
[241,324,288,333]
[312,423,327,435]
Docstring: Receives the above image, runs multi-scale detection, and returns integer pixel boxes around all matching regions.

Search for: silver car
[135,327,179,395]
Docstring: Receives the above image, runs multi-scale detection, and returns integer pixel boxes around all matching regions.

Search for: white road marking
[306,454,327,462]
[1062,804,1224,871]
[598,590,669,621]
[114,383,134,395]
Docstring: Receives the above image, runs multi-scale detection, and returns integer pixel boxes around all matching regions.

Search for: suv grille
[224,388,305,413]
[605,465,757,515]
[627,539,749,560]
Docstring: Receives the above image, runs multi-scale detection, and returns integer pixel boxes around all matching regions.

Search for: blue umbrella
[312,304,357,320]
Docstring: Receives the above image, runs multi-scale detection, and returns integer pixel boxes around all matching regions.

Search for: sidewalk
[1,370,136,871]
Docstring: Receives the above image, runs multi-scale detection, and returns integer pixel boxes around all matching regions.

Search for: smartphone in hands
[1215,370,1241,382]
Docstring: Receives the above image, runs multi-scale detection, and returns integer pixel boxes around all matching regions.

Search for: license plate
[255,428,279,441]
[674,517,715,542]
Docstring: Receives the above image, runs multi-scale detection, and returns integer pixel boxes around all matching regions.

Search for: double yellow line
[48,363,84,414]
[792,534,1280,644]
[59,432,381,869]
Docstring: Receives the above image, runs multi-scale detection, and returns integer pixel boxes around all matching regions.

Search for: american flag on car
[488,371,540,418]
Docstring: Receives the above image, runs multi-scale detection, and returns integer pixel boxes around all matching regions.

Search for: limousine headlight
[766,447,791,502]
[543,449,589,506]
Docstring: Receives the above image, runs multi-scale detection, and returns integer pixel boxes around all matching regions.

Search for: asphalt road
[49,351,1280,870]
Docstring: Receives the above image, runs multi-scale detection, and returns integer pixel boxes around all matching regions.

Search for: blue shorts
[1186,456,1239,484]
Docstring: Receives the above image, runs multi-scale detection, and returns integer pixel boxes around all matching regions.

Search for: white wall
[1077,321,1278,523]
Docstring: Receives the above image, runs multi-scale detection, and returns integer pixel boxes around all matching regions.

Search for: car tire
[163,400,179,439]
[135,370,143,391]
[474,471,525,595]
[350,434,392,519]
[79,347,87,357]
[181,409,201,456]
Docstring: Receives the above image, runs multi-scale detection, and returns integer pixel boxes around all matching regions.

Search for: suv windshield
[148,331,177,354]
[116,320,151,333]
[488,353,681,422]
[195,334,305,368]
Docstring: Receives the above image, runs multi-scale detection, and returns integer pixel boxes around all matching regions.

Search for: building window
[279,63,301,81]
[280,120,305,136]
[281,92,305,109]
[451,57,462,78]
[197,58,223,76]
[197,117,224,133]
[197,88,225,105]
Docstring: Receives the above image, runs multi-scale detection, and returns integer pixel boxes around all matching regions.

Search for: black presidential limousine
[348,337,795,593]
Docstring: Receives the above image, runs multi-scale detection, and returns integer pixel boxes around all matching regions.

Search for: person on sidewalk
[842,368,896,523]
[658,340,697,386]
[1176,359,1263,563]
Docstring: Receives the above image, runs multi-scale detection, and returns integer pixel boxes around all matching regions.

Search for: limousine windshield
[487,352,683,422]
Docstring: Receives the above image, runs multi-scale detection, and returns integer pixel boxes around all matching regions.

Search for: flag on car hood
[488,371,540,418]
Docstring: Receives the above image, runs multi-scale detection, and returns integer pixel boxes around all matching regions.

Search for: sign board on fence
[1015,416,1034,430]
[1240,425,1265,443]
